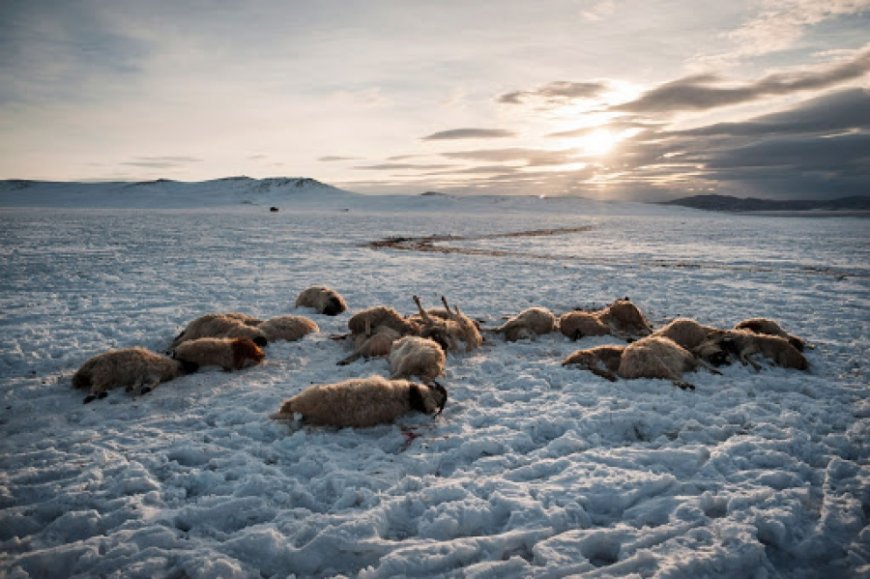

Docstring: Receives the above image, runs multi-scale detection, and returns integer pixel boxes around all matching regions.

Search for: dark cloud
[678,88,870,137]
[121,156,202,169]
[613,49,870,114]
[598,88,870,200]
[441,148,579,166]
[421,128,515,140]
[497,80,608,105]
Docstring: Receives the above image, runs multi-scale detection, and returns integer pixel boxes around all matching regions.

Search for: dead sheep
[561,344,626,382]
[412,295,484,353]
[347,305,420,337]
[172,337,265,371]
[72,347,195,403]
[559,298,653,341]
[295,285,347,316]
[714,329,809,371]
[558,311,609,340]
[618,336,709,390]
[270,375,448,428]
[563,336,717,390]
[171,313,266,348]
[258,315,319,343]
[337,325,402,366]
[650,318,731,366]
[734,317,807,352]
[495,307,557,341]
[389,335,446,382]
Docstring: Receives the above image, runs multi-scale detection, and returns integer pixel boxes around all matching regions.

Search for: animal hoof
[140,386,152,395]
[83,395,95,404]
[97,391,108,399]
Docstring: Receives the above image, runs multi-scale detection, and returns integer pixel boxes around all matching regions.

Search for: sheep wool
[270,376,448,428]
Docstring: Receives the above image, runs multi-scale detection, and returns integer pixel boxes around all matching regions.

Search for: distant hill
[659,194,870,212]
[0,177,356,208]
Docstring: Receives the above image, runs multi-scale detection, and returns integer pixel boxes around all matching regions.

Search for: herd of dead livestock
[71,285,811,428]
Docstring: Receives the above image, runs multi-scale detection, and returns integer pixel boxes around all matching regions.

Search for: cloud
[441,148,579,166]
[421,128,516,140]
[318,155,358,162]
[678,88,870,137]
[121,156,202,169]
[600,88,870,199]
[721,0,870,61]
[547,118,662,138]
[497,80,608,105]
[353,162,457,170]
[614,48,870,114]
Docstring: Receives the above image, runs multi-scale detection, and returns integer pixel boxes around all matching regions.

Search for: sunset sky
[2,0,869,199]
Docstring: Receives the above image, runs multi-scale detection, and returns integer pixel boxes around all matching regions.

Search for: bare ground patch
[368,226,861,279]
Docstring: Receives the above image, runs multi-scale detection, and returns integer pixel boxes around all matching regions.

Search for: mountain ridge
[659,194,870,212]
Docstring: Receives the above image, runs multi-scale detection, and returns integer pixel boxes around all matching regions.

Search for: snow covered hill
[0,176,354,208]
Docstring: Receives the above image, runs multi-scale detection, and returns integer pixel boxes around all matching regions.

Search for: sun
[579,129,619,156]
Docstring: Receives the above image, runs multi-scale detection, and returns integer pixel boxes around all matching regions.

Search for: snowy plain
[0,179,868,578]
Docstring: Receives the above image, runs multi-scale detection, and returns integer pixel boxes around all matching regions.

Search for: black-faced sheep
[171,313,267,348]
[559,298,652,341]
[412,296,483,353]
[258,315,319,343]
[270,375,448,428]
[171,337,265,371]
[495,307,557,341]
[734,317,807,352]
[714,329,809,371]
[563,335,717,390]
[72,347,195,403]
[295,285,347,316]
[389,335,446,382]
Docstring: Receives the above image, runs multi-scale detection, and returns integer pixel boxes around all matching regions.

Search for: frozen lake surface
[1,193,868,578]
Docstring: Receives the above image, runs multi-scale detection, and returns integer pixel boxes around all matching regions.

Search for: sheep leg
[441,296,458,320]
[672,380,696,391]
[412,295,433,323]
[589,366,618,382]
[696,359,722,375]
[137,375,162,395]
[739,349,763,371]
[337,351,362,366]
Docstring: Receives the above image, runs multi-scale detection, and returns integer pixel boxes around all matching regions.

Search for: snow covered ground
[1,181,868,578]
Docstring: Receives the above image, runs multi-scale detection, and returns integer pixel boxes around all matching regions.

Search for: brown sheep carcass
[172,337,265,371]
[714,329,809,371]
[412,295,483,353]
[734,317,807,352]
[295,285,347,316]
[258,315,319,343]
[171,313,266,348]
[72,347,194,403]
[559,298,652,341]
[389,335,446,382]
[495,307,557,341]
[270,376,448,428]
[563,336,716,390]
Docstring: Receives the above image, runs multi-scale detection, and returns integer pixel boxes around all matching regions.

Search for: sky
[1,0,869,200]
